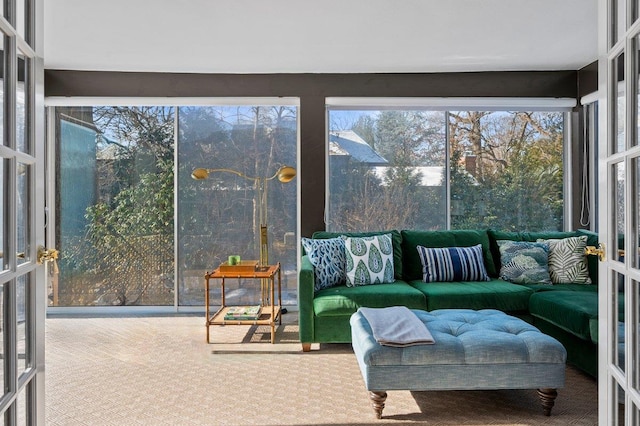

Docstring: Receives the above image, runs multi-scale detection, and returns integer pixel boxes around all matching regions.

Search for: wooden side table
[204,262,282,344]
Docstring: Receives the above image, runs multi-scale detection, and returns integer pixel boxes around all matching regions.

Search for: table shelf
[209,306,282,326]
[204,262,282,343]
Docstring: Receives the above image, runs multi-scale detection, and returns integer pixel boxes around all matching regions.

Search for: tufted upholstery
[351,308,567,392]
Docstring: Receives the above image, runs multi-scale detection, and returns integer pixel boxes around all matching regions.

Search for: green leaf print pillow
[342,234,395,286]
[497,240,552,285]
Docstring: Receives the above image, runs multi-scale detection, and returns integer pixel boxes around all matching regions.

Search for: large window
[50,101,298,308]
[328,100,570,232]
[177,105,298,306]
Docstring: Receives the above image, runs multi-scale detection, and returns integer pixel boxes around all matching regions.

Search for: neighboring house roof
[329,130,388,165]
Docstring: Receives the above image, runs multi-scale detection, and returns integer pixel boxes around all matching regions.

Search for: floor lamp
[191,165,296,267]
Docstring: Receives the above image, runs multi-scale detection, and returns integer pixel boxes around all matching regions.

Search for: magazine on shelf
[224,305,261,320]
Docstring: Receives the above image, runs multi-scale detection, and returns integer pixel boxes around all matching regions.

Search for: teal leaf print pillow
[301,237,346,291]
[497,240,552,285]
[343,234,395,286]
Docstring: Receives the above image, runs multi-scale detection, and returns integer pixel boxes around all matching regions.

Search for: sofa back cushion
[401,230,496,281]
[487,230,577,281]
[537,235,592,284]
[343,234,395,286]
[301,237,346,291]
[488,229,600,286]
[576,229,600,286]
[417,244,490,282]
[311,230,403,280]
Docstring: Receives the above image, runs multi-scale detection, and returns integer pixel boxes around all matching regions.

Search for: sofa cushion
[401,230,496,280]
[313,230,403,279]
[522,283,598,293]
[576,229,600,286]
[487,230,578,277]
[301,237,346,291]
[529,290,598,342]
[409,278,533,312]
[313,281,426,316]
[537,236,592,284]
[497,240,552,285]
[343,234,395,286]
[416,244,490,282]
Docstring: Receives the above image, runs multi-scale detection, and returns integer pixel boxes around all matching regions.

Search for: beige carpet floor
[45,313,598,425]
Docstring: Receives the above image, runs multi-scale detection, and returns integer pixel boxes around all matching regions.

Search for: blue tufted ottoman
[350,309,567,419]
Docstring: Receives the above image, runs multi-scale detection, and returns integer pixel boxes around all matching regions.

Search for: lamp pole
[191,165,296,267]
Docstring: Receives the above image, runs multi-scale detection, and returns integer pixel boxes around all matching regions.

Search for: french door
[598,0,640,424]
[0,0,45,424]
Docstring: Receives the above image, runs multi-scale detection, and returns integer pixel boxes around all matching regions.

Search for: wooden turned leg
[369,391,387,419]
[537,388,558,416]
[301,343,311,352]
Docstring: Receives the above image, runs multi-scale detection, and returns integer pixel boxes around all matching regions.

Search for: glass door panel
[0,283,4,394]
[635,157,640,268]
[636,34,640,148]
[16,274,28,374]
[16,163,30,266]
[614,53,626,154]
[612,0,628,47]
[616,383,627,425]
[634,280,639,391]
[0,158,5,271]
[16,0,26,41]
[16,52,29,154]
[0,35,3,148]
[615,272,626,372]
[615,161,626,258]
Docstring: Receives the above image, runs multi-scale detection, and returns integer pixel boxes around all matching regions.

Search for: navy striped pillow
[416,244,490,282]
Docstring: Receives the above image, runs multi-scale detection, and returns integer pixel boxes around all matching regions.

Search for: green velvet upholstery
[313,281,426,316]
[298,228,601,378]
[312,230,403,279]
[529,290,598,341]
[521,283,598,293]
[298,255,316,345]
[313,315,355,343]
[533,317,598,378]
[401,229,496,278]
[409,279,533,313]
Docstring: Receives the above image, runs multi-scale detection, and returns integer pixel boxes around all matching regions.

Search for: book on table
[224,305,261,320]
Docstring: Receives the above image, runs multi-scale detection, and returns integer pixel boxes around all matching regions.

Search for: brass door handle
[37,246,59,274]
[585,243,605,261]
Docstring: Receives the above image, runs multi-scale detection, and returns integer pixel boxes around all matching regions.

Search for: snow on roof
[372,166,444,187]
[329,130,388,165]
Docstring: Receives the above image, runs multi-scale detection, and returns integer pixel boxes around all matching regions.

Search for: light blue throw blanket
[359,306,435,347]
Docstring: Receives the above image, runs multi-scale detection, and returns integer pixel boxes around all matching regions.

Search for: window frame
[44,97,300,314]
[326,97,576,232]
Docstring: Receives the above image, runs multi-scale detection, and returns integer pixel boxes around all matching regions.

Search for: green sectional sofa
[298,228,601,377]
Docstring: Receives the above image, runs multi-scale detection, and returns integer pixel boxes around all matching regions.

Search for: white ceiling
[44,0,598,74]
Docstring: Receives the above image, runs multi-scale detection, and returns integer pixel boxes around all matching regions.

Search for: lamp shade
[191,168,209,180]
[277,166,296,183]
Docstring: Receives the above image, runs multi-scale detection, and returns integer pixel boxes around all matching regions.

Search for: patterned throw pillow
[343,234,395,286]
[301,237,346,291]
[416,244,490,282]
[537,236,592,284]
[497,240,552,285]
